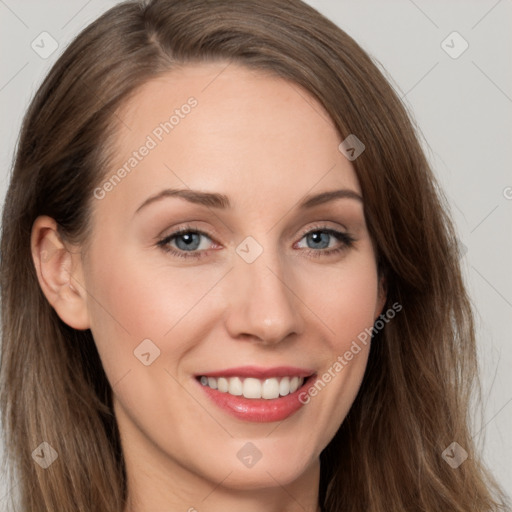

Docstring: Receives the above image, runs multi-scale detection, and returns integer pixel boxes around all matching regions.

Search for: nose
[223,244,305,345]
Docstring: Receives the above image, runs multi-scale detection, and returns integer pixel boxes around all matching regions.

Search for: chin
[198,444,318,491]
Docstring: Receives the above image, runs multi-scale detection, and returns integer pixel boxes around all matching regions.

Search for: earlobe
[31,216,90,330]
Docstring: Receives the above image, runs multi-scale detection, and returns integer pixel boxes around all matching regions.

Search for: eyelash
[156,223,355,260]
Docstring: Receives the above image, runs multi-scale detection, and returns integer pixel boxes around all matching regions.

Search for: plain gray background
[0,0,511,506]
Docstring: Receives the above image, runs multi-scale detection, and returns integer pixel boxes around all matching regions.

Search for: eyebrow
[135,187,363,214]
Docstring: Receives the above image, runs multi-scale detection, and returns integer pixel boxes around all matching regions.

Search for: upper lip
[196,366,315,379]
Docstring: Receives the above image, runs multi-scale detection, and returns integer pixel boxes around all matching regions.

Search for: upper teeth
[199,376,305,399]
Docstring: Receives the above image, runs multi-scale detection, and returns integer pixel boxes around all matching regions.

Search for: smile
[195,366,317,422]
[198,375,305,399]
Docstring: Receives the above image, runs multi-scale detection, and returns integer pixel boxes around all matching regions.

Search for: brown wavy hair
[1,0,509,510]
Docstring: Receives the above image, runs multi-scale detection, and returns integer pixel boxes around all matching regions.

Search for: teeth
[218,377,228,392]
[244,377,264,399]
[229,377,243,396]
[279,376,290,396]
[199,375,306,399]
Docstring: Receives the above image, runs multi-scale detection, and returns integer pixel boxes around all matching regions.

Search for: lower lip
[196,376,315,423]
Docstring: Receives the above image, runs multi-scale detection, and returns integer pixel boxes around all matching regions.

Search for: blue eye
[295,228,355,258]
[157,227,213,259]
[171,231,205,251]
[157,224,355,260]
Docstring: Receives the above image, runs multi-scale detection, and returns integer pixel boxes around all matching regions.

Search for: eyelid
[156,221,214,240]
[296,221,349,238]
[156,225,216,248]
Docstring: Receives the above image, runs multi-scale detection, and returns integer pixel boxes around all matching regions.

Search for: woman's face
[77,62,385,496]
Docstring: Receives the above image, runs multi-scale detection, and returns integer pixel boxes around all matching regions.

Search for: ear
[30,216,90,330]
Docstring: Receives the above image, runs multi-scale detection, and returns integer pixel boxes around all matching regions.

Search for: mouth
[194,366,316,423]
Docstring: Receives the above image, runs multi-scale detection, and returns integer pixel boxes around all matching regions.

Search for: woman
[0,1,509,511]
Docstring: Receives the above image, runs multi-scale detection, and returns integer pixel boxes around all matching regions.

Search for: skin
[31,62,386,512]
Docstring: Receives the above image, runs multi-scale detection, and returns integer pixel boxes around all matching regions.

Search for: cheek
[294,250,379,441]
[83,243,228,379]
[89,260,201,334]
[302,250,381,349]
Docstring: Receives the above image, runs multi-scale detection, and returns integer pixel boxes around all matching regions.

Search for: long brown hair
[1,1,509,510]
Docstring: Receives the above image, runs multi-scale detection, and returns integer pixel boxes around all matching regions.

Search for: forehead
[98,61,360,215]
